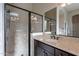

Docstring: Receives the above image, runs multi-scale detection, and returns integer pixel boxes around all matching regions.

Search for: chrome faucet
[50,35,55,39]
[50,35,59,40]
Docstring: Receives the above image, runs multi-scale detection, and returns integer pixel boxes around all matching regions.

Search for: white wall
[0,3,4,56]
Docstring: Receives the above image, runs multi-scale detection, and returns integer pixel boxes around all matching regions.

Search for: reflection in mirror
[44,8,56,35]
[59,7,66,35]
[59,3,79,37]
[31,13,43,33]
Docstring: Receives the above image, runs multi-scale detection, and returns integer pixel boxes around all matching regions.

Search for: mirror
[59,3,79,37]
[58,6,66,35]
[31,13,43,33]
[44,8,56,35]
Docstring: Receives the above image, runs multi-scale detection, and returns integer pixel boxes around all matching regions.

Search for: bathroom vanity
[32,34,79,56]
[34,39,75,56]
[33,3,79,56]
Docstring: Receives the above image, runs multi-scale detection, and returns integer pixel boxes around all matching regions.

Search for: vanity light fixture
[31,16,37,21]
[60,3,72,7]
[61,3,66,7]
[67,3,72,5]
[31,16,39,23]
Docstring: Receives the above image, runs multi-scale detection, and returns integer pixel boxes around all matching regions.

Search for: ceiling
[64,3,79,12]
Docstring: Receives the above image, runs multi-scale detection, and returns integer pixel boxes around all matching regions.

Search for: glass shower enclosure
[5,4,29,56]
[4,4,43,56]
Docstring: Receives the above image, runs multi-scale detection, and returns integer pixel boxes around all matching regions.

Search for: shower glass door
[31,13,43,33]
[5,5,29,56]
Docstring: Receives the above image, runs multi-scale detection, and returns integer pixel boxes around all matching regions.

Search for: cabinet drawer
[55,49,69,56]
[38,42,54,55]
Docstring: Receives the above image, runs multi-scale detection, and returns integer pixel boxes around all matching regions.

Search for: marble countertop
[32,34,79,56]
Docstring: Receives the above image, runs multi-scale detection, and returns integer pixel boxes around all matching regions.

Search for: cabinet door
[35,47,45,56]
[34,40,54,56]
[55,49,69,56]
[39,41,54,55]
[43,50,54,56]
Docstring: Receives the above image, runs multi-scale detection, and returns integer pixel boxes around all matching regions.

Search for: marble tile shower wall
[6,5,29,56]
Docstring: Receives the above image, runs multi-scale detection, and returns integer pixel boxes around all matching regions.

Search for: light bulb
[61,3,66,7]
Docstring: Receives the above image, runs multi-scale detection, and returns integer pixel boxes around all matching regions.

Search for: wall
[0,3,4,56]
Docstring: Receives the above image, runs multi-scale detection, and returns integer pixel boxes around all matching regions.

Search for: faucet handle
[50,35,55,39]
[56,36,60,40]
[53,35,55,39]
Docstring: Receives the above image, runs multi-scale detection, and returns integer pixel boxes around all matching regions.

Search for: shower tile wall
[6,21,15,56]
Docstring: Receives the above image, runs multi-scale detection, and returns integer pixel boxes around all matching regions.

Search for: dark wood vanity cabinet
[34,40,54,56]
[55,49,69,56]
[35,46,44,56]
[34,40,75,56]
[55,48,75,56]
